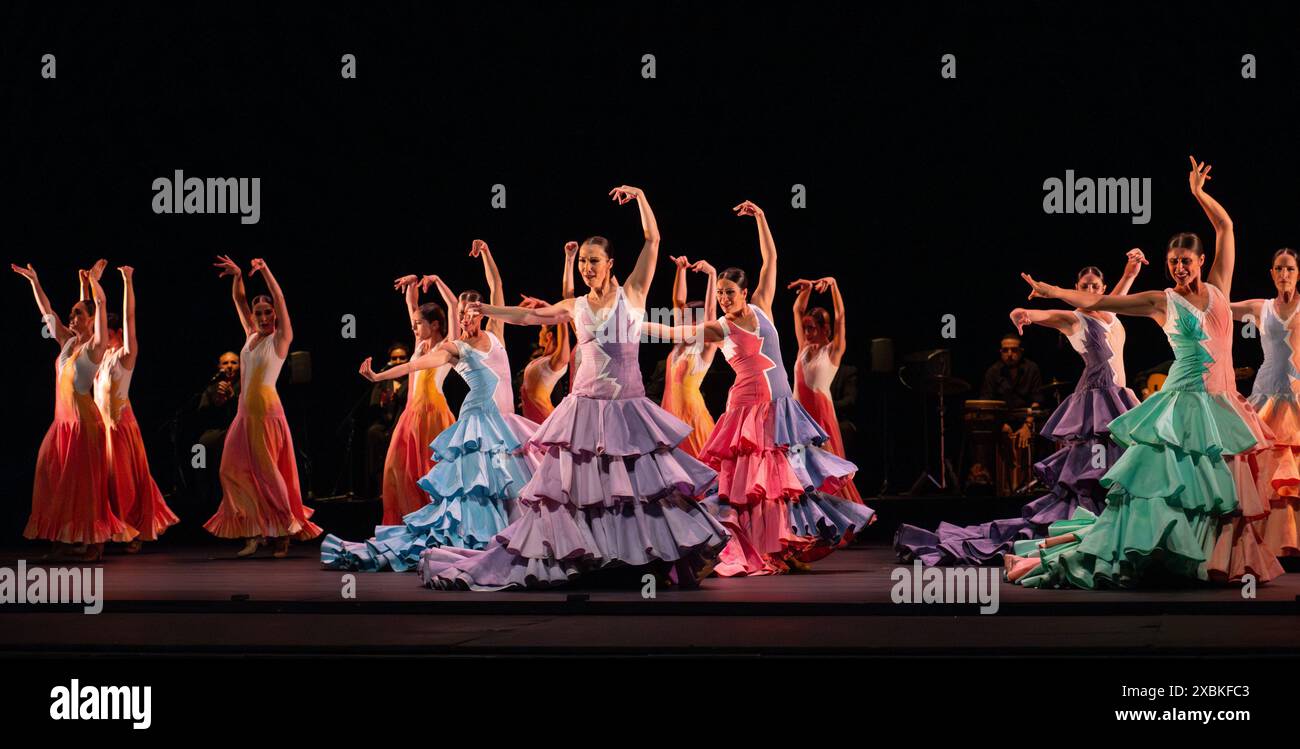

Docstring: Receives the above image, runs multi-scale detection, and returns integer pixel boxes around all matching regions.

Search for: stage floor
[1,544,1297,656]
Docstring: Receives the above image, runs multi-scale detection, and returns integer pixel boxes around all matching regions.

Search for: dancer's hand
[1123,248,1148,277]
[419,274,441,293]
[358,357,378,382]
[118,265,135,282]
[1009,308,1032,335]
[469,239,490,258]
[690,260,715,275]
[788,279,814,293]
[89,258,107,281]
[394,274,419,291]
[1188,155,1213,194]
[564,241,579,258]
[1021,273,1056,300]
[249,258,268,277]
[519,294,547,309]
[609,185,644,204]
[213,255,241,278]
[462,299,484,319]
[11,263,38,282]
[669,255,691,269]
[732,200,763,218]
[813,277,835,293]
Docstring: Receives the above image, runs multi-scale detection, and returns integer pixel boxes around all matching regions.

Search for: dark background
[4,2,1300,540]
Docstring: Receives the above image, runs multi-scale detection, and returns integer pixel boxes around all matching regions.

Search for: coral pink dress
[661,340,715,458]
[1246,297,1300,557]
[25,318,134,544]
[381,338,456,524]
[94,347,179,541]
[205,333,322,541]
[700,306,875,576]
[795,344,862,502]
[520,353,566,423]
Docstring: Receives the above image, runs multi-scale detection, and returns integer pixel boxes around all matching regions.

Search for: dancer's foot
[125,540,143,554]
[76,544,104,562]
[236,537,263,557]
[271,537,291,558]
[786,557,813,574]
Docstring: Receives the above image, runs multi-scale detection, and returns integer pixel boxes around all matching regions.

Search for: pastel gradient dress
[700,305,876,576]
[94,347,179,541]
[204,333,322,541]
[1245,298,1300,557]
[1011,286,1284,588]
[795,343,862,502]
[896,311,1138,565]
[520,353,566,423]
[380,337,456,524]
[25,317,135,544]
[321,332,540,570]
[417,287,729,590]
[661,340,715,457]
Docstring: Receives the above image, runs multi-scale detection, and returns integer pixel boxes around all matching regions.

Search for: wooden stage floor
[1,544,1297,656]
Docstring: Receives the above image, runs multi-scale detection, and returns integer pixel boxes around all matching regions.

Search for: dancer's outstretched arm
[1190,156,1236,297]
[1230,299,1266,323]
[613,185,660,309]
[119,266,139,369]
[1110,248,1148,296]
[250,258,293,356]
[86,259,109,363]
[471,239,505,340]
[214,255,254,336]
[473,297,575,327]
[420,274,459,340]
[1022,273,1166,319]
[520,294,573,372]
[359,340,458,382]
[12,263,72,344]
[735,200,776,317]
[642,319,727,346]
[1009,308,1081,337]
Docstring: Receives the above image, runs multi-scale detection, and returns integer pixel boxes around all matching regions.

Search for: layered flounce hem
[1107,388,1261,458]
[320,494,515,571]
[204,510,322,542]
[520,444,716,509]
[416,493,730,590]
[527,395,694,457]
[699,396,828,463]
[708,492,876,576]
[1040,386,1139,440]
[1208,515,1285,583]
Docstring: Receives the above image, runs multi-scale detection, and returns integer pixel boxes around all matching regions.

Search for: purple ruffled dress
[417,287,730,590]
[895,311,1139,565]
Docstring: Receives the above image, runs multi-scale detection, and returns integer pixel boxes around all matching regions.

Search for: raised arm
[612,185,660,308]
[359,340,456,382]
[819,277,848,365]
[1190,156,1235,297]
[471,239,505,339]
[694,260,717,324]
[86,259,109,362]
[79,268,91,302]
[1022,272,1166,319]
[669,255,690,326]
[562,241,578,300]
[214,255,254,337]
[735,200,776,316]
[421,274,460,340]
[1009,308,1081,336]
[395,273,421,320]
[12,263,72,344]
[118,266,139,369]
[789,278,813,351]
[1110,248,1148,296]
[249,258,292,355]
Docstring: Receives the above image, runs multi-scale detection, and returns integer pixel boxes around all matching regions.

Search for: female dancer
[1009,157,1283,587]
[417,186,728,590]
[321,241,540,569]
[895,249,1145,566]
[1230,248,1300,558]
[519,243,575,422]
[378,271,458,524]
[660,254,718,457]
[94,266,179,551]
[791,275,862,502]
[14,260,132,559]
[643,201,876,576]
[204,256,322,558]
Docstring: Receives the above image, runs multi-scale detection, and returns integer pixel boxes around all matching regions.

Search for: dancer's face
[717,278,747,314]
[801,314,829,345]
[577,244,612,289]
[1272,253,1298,295]
[68,301,93,339]
[537,326,554,350]
[1000,337,1023,366]
[459,305,482,336]
[1166,249,1203,287]
[411,312,436,341]
[252,300,276,335]
[1075,273,1105,295]
[218,352,240,379]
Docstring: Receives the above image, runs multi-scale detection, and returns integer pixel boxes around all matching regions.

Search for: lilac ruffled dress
[417,287,730,590]
[895,311,1139,565]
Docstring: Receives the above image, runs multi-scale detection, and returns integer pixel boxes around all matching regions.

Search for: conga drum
[959,399,1005,493]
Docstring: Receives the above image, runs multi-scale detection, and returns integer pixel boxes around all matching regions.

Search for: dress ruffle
[1107,389,1259,458]
[699,396,828,463]
[1040,386,1139,439]
[528,395,693,456]
[1247,393,1300,556]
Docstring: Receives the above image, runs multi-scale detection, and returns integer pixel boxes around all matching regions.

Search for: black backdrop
[5,2,1300,538]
